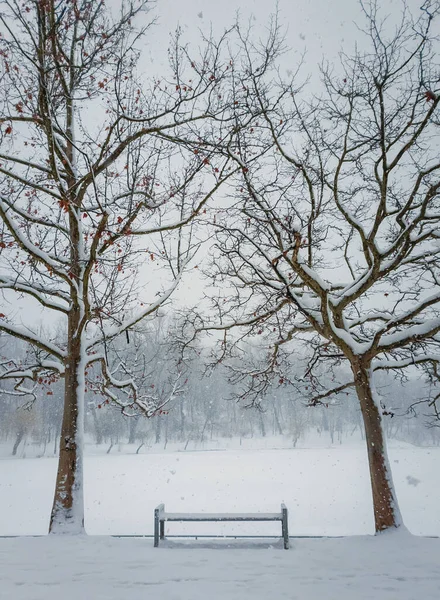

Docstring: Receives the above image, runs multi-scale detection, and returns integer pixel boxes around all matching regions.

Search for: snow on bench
[154,503,289,549]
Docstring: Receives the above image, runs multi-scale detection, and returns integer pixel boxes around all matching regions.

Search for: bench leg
[160,519,165,540]
[281,505,289,550]
[154,508,160,547]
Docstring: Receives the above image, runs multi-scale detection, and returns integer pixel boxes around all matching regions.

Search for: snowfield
[1,441,439,536]
[0,533,439,600]
[0,441,439,598]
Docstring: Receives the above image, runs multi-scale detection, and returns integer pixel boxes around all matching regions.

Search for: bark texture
[352,360,401,532]
[49,313,84,534]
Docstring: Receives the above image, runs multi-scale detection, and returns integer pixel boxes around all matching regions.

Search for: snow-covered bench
[153,503,289,549]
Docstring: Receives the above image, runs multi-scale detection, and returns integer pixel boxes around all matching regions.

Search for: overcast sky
[146,0,365,76]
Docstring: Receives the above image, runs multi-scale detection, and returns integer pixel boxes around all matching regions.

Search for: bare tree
[0,0,276,532]
[189,1,440,532]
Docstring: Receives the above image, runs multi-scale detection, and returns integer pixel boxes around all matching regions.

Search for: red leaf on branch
[425,90,436,102]
[58,199,69,213]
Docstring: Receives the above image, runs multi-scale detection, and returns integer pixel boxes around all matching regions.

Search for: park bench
[154,503,289,549]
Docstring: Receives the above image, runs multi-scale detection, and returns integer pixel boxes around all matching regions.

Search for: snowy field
[1,533,439,600]
[0,440,439,537]
[0,442,439,599]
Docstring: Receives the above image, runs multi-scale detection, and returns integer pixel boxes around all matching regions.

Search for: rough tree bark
[50,317,83,533]
[351,360,401,531]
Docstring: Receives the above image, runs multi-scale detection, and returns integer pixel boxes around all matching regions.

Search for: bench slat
[162,512,282,522]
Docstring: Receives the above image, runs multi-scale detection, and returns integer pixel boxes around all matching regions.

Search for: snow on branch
[377,317,440,352]
[306,381,355,406]
[373,354,440,371]
[0,322,66,362]
[87,354,184,417]
[0,196,70,278]
[0,277,70,314]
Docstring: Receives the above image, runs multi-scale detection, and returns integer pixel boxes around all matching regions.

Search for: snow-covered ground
[0,441,439,598]
[0,440,438,536]
[0,531,439,599]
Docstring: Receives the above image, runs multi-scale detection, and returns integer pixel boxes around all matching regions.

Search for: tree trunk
[164,416,169,449]
[351,359,403,533]
[179,400,186,441]
[259,410,266,437]
[128,416,139,445]
[199,416,210,443]
[47,82,85,534]
[12,426,25,456]
[271,400,283,436]
[49,321,84,534]
[155,415,161,444]
[91,407,103,445]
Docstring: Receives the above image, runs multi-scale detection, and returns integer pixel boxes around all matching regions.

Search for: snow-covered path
[0,533,439,600]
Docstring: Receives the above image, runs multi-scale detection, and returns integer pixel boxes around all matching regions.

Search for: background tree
[188,1,440,532]
[3,325,438,457]
[0,0,276,532]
